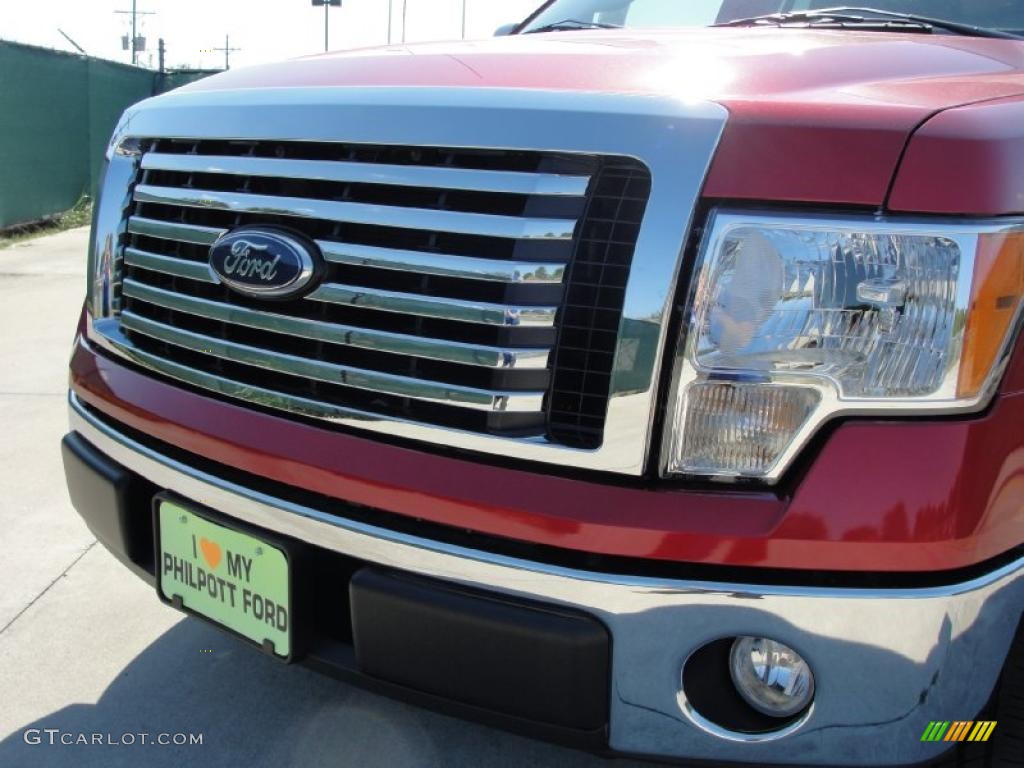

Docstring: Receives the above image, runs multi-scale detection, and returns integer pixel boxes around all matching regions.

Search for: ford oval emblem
[209,228,321,299]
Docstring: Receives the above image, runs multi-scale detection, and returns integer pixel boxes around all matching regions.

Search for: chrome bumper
[69,392,1023,766]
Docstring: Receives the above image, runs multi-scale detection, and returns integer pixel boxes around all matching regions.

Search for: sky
[0,0,544,71]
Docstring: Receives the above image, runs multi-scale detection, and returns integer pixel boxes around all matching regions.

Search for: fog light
[729,637,814,718]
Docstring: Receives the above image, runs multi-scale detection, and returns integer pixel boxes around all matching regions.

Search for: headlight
[663,211,1024,482]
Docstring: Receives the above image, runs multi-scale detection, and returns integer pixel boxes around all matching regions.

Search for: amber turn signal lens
[959,233,1024,398]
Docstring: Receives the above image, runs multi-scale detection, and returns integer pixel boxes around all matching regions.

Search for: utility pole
[401,0,408,42]
[114,1,155,65]
[158,37,165,74]
[213,34,241,70]
[387,0,393,44]
[461,0,467,39]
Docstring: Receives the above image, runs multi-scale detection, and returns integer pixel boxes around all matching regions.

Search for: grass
[0,196,93,249]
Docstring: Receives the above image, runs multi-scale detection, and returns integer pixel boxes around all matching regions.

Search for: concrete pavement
[0,227,657,767]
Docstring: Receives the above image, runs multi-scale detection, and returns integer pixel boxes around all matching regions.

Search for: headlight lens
[699,226,961,397]
[664,212,1024,481]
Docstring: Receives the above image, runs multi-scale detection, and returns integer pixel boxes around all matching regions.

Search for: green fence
[157,69,217,94]
[0,41,217,229]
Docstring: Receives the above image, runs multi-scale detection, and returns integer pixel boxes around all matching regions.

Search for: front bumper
[65,391,1023,766]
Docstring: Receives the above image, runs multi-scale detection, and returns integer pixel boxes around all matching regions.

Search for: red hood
[182,28,1024,206]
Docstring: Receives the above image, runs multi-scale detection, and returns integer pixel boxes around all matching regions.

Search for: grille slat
[124,247,215,283]
[103,139,650,443]
[128,217,223,245]
[141,152,592,197]
[120,311,545,412]
[319,242,565,284]
[97,324,431,426]
[133,185,579,241]
[121,278,549,370]
[308,284,557,327]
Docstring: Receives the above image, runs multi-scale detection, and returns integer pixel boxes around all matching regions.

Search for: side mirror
[494,23,519,36]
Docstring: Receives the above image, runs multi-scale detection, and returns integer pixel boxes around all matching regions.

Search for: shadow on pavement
[0,616,647,768]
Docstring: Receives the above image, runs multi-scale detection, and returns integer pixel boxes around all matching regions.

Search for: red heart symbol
[199,538,222,570]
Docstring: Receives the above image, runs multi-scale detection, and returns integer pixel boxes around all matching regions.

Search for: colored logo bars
[921,721,998,742]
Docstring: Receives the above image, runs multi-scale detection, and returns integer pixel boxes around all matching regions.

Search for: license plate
[157,499,291,658]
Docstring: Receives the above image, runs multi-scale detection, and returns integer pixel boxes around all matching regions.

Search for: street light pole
[387,0,393,44]
[461,0,467,39]
[312,0,340,52]
[401,0,408,42]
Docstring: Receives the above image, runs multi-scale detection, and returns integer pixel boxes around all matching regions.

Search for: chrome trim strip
[141,152,591,197]
[133,184,578,241]
[318,241,566,284]
[308,283,557,327]
[127,216,225,246]
[123,247,216,283]
[97,86,729,474]
[121,279,550,369]
[116,312,545,412]
[67,390,1024,766]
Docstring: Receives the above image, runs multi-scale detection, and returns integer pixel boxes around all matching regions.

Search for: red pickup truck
[62,1,1024,765]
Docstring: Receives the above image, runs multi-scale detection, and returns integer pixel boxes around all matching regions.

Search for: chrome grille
[87,89,728,473]
[112,138,602,436]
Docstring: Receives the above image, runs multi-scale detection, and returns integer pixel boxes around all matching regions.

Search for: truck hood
[182,28,1024,205]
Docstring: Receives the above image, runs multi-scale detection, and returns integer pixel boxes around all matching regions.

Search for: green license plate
[157,500,291,658]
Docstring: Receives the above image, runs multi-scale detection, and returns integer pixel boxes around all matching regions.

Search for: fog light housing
[729,637,814,718]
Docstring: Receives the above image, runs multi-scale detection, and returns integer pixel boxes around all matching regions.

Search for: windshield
[518,1,1024,36]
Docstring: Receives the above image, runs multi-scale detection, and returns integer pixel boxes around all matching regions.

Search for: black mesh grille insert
[546,159,652,449]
